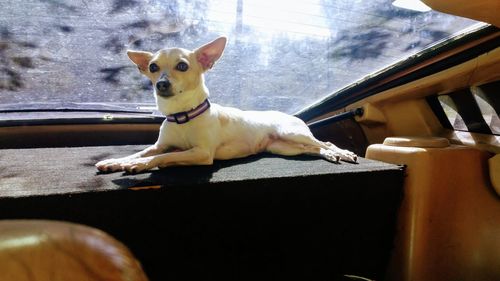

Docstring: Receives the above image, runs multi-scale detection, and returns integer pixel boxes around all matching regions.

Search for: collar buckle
[173,111,190,124]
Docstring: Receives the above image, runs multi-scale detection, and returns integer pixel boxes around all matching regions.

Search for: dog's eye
[175,62,189,72]
[149,63,159,73]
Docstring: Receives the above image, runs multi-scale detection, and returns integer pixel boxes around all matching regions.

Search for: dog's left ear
[195,37,227,71]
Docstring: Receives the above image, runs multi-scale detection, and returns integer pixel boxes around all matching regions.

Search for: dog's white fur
[96,37,357,173]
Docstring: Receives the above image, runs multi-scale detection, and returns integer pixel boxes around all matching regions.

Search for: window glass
[0,0,481,115]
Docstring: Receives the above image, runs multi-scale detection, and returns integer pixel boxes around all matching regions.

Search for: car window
[0,0,482,115]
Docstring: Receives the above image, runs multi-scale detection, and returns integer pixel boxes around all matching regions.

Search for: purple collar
[165,99,211,124]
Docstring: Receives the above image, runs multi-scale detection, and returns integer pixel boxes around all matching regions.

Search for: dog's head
[127,37,227,99]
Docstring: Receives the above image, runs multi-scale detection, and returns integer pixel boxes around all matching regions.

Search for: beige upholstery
[383,136,450,148]
[0,220,149,281]
[489,154,500,196]
[367,137,500,281]
[422,0,500,27]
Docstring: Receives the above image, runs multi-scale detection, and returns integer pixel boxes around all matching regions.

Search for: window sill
[0,111,164,127]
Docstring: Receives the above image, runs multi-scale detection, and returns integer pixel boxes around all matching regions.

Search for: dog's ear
[195,37,227,71]
[127,50,153,72]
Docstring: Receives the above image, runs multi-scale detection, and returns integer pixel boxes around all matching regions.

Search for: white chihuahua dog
[96,37,357,173]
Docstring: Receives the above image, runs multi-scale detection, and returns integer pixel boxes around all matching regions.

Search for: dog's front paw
[96,158,125,173]
[96,157,155,173]
[119,157,155,174]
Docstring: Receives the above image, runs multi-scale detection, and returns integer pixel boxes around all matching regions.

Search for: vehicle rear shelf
[0,145,403,281]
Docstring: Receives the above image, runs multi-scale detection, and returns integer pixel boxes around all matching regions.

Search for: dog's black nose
[156,80,170,92]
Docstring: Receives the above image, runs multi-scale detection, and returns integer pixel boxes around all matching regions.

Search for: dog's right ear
[127,50,153,72]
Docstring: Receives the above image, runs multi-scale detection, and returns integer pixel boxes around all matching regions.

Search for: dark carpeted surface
[0,145,398,197]
[0,145,404,281]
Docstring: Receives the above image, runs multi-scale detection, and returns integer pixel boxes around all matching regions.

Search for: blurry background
[0,0,479,113]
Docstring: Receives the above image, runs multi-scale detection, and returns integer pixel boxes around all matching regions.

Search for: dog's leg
[118,147,213,173]
[269,133,357,163]
[96,144,167,172]
[267,139,342,163]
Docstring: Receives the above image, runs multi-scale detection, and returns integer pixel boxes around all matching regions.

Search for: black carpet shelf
[0,145,404,281]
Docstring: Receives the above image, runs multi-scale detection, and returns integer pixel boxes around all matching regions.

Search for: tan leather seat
[0,220,149,281]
